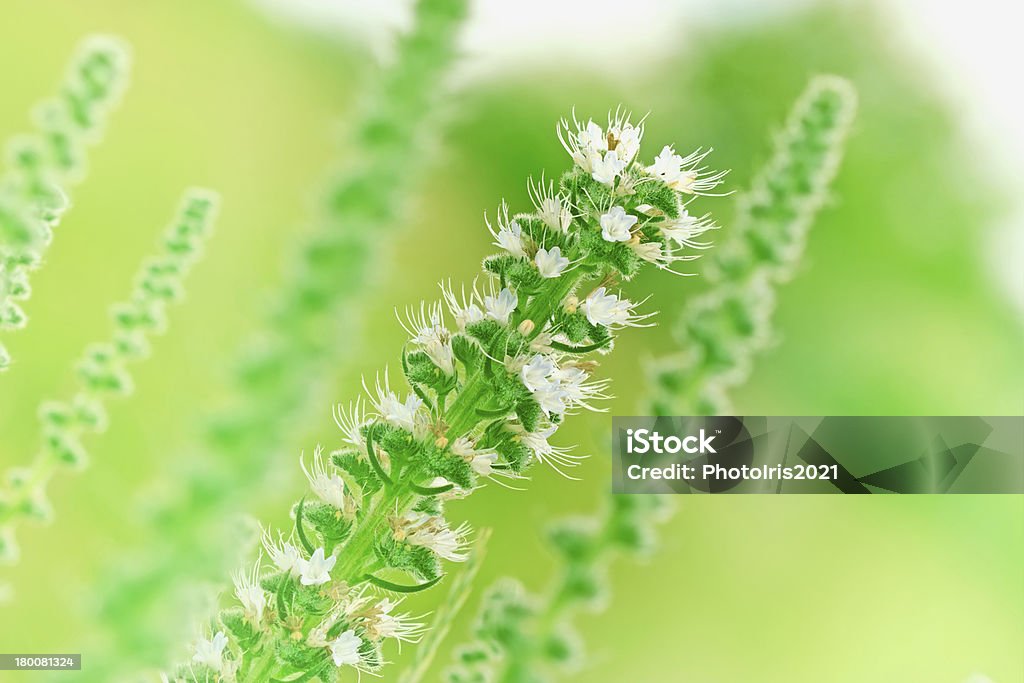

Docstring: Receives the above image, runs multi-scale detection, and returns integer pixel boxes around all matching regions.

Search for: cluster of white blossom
[173,109,722,682]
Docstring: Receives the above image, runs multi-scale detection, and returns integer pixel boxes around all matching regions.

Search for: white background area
[252,0,1024,313]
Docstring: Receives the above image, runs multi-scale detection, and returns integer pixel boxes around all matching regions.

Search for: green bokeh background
[1,1,1021,681]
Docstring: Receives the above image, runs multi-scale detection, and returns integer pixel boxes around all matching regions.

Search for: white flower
[555,365,609,411]
[649,145,685,186]
[330,629,363,667]
[581,287,644,328]
[384,394,423,432]
[233,558,266,624]
[192,631,228,672]
[578,120,607,155]
[534,382,568,416]
[660,210,716,248]
[530,331,554,354]
[298,547,336,586]
[399,512,470,562]
[484,287,517,325]
[332,398,368,452]
[486,202,527,257]
[399,301,455,375]
[605,108,645,163]
[301,446,350,511]
[558,110,644,174]
[519,425,587,479]
[262,530,302,575]
[610,122,642,164]
[647,145,727,194]
[558,115,605,171]
[599,206,637,242]
[441,280,485,332]
[633,240,665,264]
[520,354,557,392]
[590,151,627,186]
[635,203,666,217]
[534,246,569,279]
[528,175,573,232]
[367,374,423,432]
[423,523,469,562]
[451,437,499,477]
[372,598,426,645]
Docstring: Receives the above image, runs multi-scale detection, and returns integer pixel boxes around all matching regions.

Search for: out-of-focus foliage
[446,496,672,683]
[0,36,129,371]
[649,75,857,415]
[0,190,217,569]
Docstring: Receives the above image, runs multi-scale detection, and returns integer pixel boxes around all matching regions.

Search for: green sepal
[555,309,590,343]
[374,534,442,581]
[259,570,290,594]
[482,253,519,280]
[326,616,352,640]
[632,174,680,219]
[609,241,642,280]
[302,501,353,551]
[293,581,334,616]
[413,495,443,516]
[221,608,260,650]
[420,442,473,489]
[402,347,436,409]
[331,450,383,497]
[451,334,482,372]
[504,259,543,294]
[405,349,456,393]
[277,638,331,671]
[514,397,542,434]
[560,167,612,208]
[465,319,504,347]
[495,438,531,473]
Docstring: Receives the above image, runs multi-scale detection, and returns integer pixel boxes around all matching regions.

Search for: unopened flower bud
[517,319,535,335]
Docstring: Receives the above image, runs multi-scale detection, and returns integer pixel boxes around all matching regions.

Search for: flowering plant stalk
[649,76,857,415]
[441,77,856,683]
[0,35,130,371]
[167,111,723,682]
[86,0,469,676]
[0,190,218,566]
